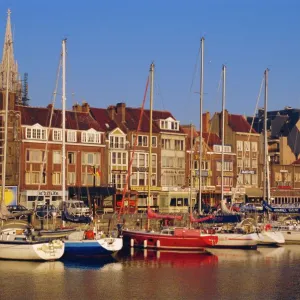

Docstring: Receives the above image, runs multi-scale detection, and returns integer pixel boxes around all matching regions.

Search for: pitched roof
[89,107,120,132]
[16,105,103,131]
[292,158,300,165]
[228,114,257,133]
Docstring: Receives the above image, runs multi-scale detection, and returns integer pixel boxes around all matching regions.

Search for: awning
[245,188,263,198]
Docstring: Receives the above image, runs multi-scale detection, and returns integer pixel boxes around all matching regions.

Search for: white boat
[64,230,123,256]
[256,229,285,246]
[0,220,65,261]
[212,232,258,249]
[271,223,300,244]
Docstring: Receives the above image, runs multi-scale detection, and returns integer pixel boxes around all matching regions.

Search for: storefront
[20,190,68,209]
[130,185,161,212]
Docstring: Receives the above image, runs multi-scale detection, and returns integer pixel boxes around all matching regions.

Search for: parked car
[58,200,90,216]
[35,204,60,219]
[6,205,30,219]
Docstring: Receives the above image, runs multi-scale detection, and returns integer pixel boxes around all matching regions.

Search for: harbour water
[1,246,300,300]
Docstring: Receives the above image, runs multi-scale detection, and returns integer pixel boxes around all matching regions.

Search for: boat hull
[211,233,258,249]
[0,240,65,261]
[257,231,285,246]
[64,238,123,257]
[279,231,300,244]
[122,229,218,251]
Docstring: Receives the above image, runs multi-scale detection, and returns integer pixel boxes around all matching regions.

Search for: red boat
[122,227,218,251]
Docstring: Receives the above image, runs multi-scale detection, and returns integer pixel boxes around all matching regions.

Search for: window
[295,173,300,182]
[68,152,76,164]
[162,139,171,149]
[237,159,243,167]
[237,175,243,185]
[217,161,233,171]
[68,172,76,184]
[67,130,77,142]
[175,140,184,151]
[160,120,180,131]
[244,141,250,152]
[53,129,62,141]
[25,126,47,140]
[131,173,137,185]
[152,136,157,147]
[237,140,243,151]
[53,151,62,164]
[26,150,45,162]
[244,158,250,168]
[81,131,101,144]
[110,135,125,149]
[52,172,61,185]
[82,152,100,165]
[251,142,257,152]
[217,176,233,186]
[25,171,46,185]
[244,174,251,185]
[112,174,127,189]
[252,174,258,185]
[177,157,185,168]
[252,159,257,168]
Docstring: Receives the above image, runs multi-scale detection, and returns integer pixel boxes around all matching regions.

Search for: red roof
[16,105,103,131]
[292,158,300,165]
[89,107,120,132]
[228,114,257,133]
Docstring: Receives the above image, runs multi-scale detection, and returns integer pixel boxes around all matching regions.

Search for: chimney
[116,102,126,123]
[107,105,116,120]
[202,111,210,133]
[72,102,82,112]
[82,101,90,113]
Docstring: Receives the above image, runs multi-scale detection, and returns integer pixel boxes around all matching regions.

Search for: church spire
[1,9,14,66]
[0,9,21,95]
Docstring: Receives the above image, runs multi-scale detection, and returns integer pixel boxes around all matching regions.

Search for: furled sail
[190,214,214,223]
[220,199,233,214]
[147,208,183,221]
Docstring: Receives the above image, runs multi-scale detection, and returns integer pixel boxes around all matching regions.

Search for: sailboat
[254,69,284,247]
[192,59,258,249]
[0,17,64,261]
[57,39,122,256]
[122,62,218,251]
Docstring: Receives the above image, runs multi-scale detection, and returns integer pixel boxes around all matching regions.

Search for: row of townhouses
[1,10,300,213]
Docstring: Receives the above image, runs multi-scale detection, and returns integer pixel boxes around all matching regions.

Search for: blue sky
[1,0,300,126]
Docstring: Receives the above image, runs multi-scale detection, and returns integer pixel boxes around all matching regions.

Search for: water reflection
[62,256,121,271]
[117,248,218,267]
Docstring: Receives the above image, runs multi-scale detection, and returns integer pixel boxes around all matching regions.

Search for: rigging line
[205,69,223,157]
[231,75,264,203]
[118,75,150,219]
[35,53,62,201]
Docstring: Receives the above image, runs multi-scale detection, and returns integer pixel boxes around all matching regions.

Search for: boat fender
[85,230,95,240]
[265,224,272,231]
[156,240,160,248]
[130,238,134,247]
[143,240,147,248]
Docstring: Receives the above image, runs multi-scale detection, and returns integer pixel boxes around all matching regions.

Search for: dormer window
[25,125,47,140]
[159,119,179,131]
[67,130,77,142]
[53,129,62,141]
[81,129,101,144]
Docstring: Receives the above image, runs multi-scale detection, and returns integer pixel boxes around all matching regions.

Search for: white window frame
[53,151,62,164]
[81,130,101,144]
[53,129,62,141]
[25,126,47,140]
[67,130,77,142]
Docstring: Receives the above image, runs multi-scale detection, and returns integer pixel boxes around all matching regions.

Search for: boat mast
[189,122,193,223]
[221,65,226,201]
[263,68,270,203]
[62,39,67,224]
[1,39,10,207]
[198,37,204,214]
[148,62,154,221]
